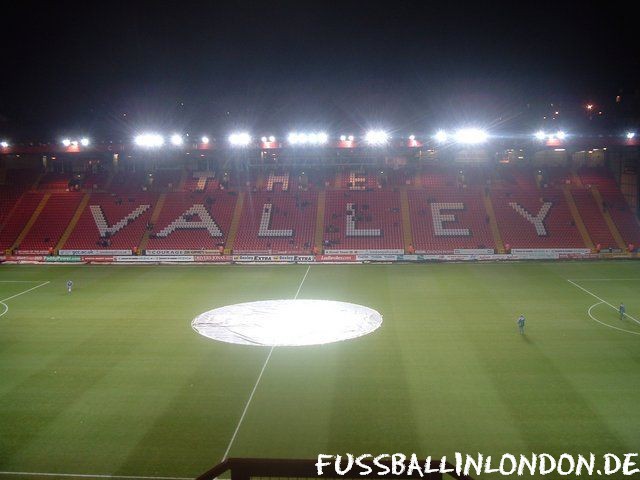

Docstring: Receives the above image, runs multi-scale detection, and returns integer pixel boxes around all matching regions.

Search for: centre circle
[192,299,383,346]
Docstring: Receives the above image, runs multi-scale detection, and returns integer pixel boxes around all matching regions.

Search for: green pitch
[1,262,640,479]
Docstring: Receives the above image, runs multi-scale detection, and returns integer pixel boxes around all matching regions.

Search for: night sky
[0,1,638,141]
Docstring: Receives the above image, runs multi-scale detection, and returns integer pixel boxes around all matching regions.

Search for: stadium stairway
[138,193,167,252]
[562,186,594,250]
[224,191,245,254]
[482,190,505,253]
[56,193,91,251]
[399,187,414,252]
[11,193,51,251]
[591,187,627,251]
[177,169,188,191]
[314,190,326,252]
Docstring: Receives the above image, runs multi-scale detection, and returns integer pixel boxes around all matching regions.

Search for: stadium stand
[323,190,404,250]
[491,188,585,248]
[0,191,45,251]
[234,191,317,253]
[62,193,158,251]
[1,164,639,254]
[408,187,495,252]
[17,192,84,252]
[146,192,237,251]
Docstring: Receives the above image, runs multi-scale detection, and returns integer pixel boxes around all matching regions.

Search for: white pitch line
[0,471,191,480]
[0,281,50,303]
[567,279,640,326]
[0,281,50,319]
[587,302,640,336]
[220,264,312,461]
[568,278,640,281]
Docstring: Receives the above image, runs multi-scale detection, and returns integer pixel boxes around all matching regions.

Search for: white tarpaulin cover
[192,299,383,346]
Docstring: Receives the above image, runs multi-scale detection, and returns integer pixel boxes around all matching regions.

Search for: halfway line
[220,264,312,460]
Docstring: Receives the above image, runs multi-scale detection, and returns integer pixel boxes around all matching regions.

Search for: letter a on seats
[155,204,223,237]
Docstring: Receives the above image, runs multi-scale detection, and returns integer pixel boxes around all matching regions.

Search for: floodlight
[1,141,9,148]
[434,130,448,143]
[62,138,71,147]
[626,132,636,139]
[261,136,267,142]
[317,132,328,144]
[228,132,251,146]
[269,135,275,142]
[409,135,415,141]
[534,130,546,140]
[288,132,298,144]
[365,130,389,145]
[80,137,90,146]
[134,133,165,148]
[340,135,346,141]
[201,136,210,144]
[170,134,183,146]
[556,130,566,140]
[454,128,488,144]
[348,135,354,141]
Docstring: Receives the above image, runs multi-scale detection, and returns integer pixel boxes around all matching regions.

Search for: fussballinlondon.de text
[316,453,640,477]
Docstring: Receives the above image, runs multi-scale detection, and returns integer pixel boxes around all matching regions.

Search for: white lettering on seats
[349,172,366,190]
[258,203,293,237]
[267,172,289,191]
[90,204,151,237]
[346,203,381,237]
[509,202,552,236]
[193,171,215,190]
[155,204,223,237]
[431,202,470,236]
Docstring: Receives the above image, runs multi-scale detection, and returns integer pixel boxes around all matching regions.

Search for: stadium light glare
[454,128,488,144]
[201,136,210,144]
[556,130,567,140]
[626,132,636,139]
[340,135,346,141]
[134,133,165,148]
[228,132,251,146]
[268,135,275,142]
[534,130,546,140]
[80,137,90,146]
[409,135,415,141]
[170,134,183,146]
[365,129,389,145]
[348,135,354,141]
[62,138,71,147]
[0,141,8,148]
[434,130,448,143]
[261,136,267,142]
[288,131,327,145]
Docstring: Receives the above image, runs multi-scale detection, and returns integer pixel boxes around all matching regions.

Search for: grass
[1,262,640,479]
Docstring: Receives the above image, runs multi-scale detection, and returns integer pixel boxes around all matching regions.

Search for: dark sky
[0,1,638,141]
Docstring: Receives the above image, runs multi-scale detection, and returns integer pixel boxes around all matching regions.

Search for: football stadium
[1,130,640,479]
[2,2,640,480]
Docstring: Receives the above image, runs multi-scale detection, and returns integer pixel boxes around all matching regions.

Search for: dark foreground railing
[196,458,474,480]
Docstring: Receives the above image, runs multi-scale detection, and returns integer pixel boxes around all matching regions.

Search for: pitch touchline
[0,281,50,319]
[0,471,191,480]
[567,279,640,326]
[220,264,311,461]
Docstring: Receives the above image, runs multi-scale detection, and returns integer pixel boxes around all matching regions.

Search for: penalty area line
[0,281,50,319]
[567,279,640,327]
[220,264,311,461]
